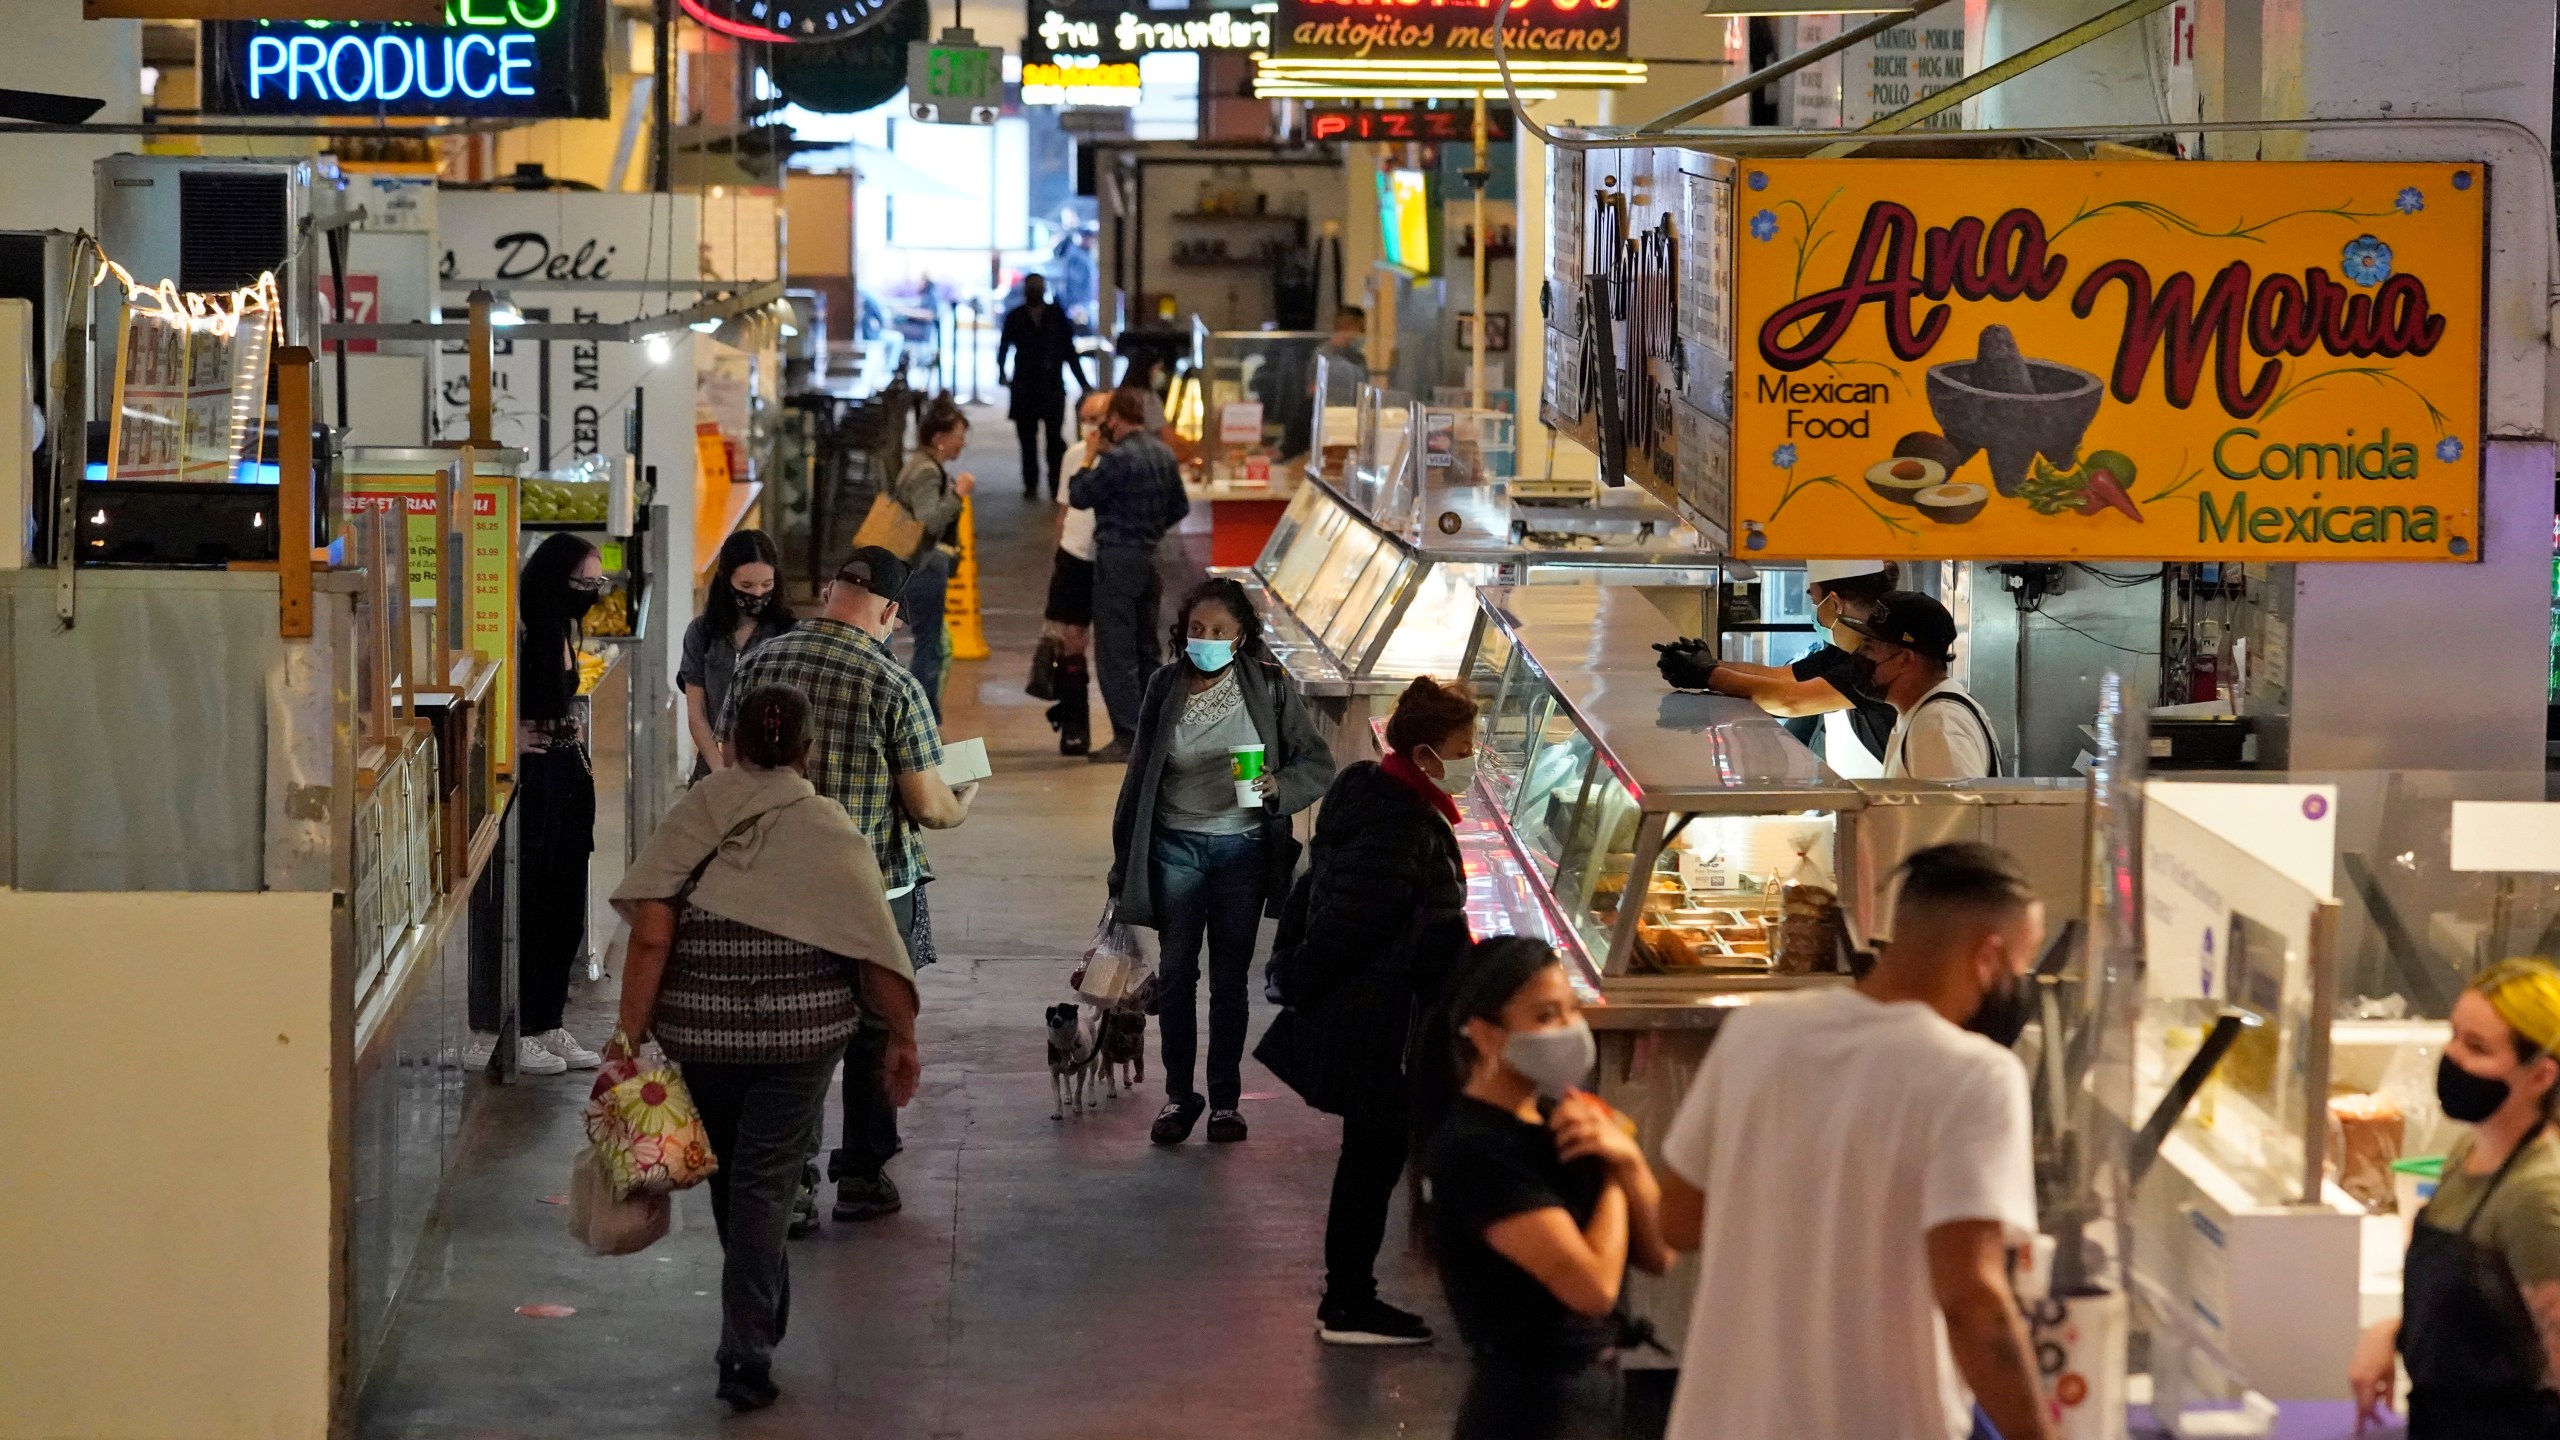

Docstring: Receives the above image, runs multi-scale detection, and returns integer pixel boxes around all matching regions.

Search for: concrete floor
[359,410,1482,1440]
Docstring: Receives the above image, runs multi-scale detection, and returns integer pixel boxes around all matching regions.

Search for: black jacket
[998,301,1089,418]
[1253,760,1469,1122]
[1105,655,1335,928]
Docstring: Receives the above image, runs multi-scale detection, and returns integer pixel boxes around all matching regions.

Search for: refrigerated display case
[1189,322,1320,563]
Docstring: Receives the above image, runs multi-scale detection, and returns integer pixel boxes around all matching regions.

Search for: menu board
[1681,167,1734,418]
[1548,145,1585,335]
[107,306,272,483]
[345,468,522,763]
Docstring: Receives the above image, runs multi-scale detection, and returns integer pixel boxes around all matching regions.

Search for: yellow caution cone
[947,493,991,662]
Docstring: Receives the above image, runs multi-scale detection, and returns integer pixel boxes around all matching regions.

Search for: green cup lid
[2391,1156,2447,1178]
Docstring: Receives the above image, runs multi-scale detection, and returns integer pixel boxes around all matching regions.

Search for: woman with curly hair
[1104,576,1334,1146]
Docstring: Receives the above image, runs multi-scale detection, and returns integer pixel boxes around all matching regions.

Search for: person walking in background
[893,408,973,720]
[469,532,608,1077]
[682,529,795,781]
[1071,387,1189,763]
[998,272,1091,499]
[1414,937,1673,1439]
[721,547,978,1231]
[1104,578,1333,1147]
[1656,841,2054,1440]
[1256,675,1480,1346]
[607,682,918,1414]
[1043,390,1113,755]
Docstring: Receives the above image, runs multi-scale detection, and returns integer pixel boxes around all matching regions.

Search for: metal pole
[653,0,675,193]
[1469,90,1488,412]
[1636,0,1955,135]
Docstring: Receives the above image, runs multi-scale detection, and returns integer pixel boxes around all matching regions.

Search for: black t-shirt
[1426,1096,1616,1366]
[1790,643,1896,761]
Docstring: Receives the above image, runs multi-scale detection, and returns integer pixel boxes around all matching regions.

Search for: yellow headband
[2474,959,2560,1056]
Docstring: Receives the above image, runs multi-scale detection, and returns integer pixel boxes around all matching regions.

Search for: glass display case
[1192,320,1327,489]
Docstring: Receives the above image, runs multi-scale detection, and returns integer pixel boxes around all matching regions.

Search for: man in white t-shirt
[1840,590,2001,781]
[1657,841,2054,1440]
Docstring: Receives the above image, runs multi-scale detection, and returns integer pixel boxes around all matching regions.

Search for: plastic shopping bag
[583,1037,718,1197]
[567,1144,672,1256]
[1072,900,1152,1006]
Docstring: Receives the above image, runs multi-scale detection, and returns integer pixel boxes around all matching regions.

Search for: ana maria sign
[202,0,609,118]
[1727,159,2487,562]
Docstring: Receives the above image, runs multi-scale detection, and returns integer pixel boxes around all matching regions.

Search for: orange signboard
[1729,160,2486,561]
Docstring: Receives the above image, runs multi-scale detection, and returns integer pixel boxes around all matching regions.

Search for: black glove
[1654,638,1719,691]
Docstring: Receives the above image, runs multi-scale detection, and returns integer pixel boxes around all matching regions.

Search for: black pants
[1324,1110,1409,1306]
[829,889,918,1181]
[1016,410,1068,496]
[1451,1360,1615,1440]
[683,1054,837,1369]
[1092,543,1161,742]
[515,745,595,1034]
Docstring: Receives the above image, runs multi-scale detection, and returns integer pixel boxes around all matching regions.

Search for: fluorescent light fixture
[780,324,799,337]
[646,333,675,364]
[689,319,722,333]
[1700,1,1911,13]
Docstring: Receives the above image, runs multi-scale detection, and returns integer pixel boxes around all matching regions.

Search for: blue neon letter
[287,35,329,100]
[371,33,415,101]
[455,32,498,99]
[326,34,374,102]
[247,35,287,97]
[417,34,457,98]
[497,33,536,96]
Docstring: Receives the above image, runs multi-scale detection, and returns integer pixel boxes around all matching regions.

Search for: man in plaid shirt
[1070,386,1190,761]
[717,545,976,1228]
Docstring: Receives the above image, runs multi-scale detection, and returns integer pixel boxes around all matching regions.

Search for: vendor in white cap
[1655,560,1903,779]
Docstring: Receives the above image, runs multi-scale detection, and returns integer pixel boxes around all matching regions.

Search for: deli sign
[1728,160,2487,562]
[1274,0,1626,64]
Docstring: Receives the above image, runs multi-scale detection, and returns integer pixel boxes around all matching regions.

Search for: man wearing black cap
[1837,591,2001,782]
[719,545,977,1228]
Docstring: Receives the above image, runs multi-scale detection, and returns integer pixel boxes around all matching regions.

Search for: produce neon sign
[246,31,538,103]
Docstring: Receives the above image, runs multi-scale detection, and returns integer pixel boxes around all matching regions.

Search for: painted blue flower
[2340,234,2394,287]
[1772,443,1798,469]
[2453,170,2475,191]
[1749,209,1779,242]
[2395,186,2425,214]
[1747,170,1769,191]
[2436,436,2464,463]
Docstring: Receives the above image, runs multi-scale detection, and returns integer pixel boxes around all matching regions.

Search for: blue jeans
[901,547,952,719]
[1152,827,1265,1110]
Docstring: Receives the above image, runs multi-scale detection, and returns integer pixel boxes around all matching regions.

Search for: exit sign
[907,27,1002,124]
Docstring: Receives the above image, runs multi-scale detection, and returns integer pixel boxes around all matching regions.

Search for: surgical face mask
[1421,742,1476,796]
[1965,966,2033,1048]
[2437,1052,2516,1124]
[733,588,771,617]
[1186,637,1236,672]
[1503,1016,1597,1099]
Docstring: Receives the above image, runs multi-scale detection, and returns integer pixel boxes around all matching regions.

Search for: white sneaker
[531,1027,602,1070]
[514,1037,569,1075]
[463,1032,498,1071]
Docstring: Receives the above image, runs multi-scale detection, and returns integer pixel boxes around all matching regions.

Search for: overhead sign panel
[1258,0,1639,94]
[201,0,610,118]
[1726,160,2486,562]
[1306,106,1513,143]
[1025,4,1271,62]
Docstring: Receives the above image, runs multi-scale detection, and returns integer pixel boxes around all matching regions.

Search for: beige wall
[0,889,338,1440]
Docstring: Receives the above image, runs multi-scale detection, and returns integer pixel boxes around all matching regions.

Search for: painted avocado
[1864,455,1946,503]
[1915,482,1990,524]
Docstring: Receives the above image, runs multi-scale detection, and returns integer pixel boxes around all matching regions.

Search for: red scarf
[1382,749,1461,825]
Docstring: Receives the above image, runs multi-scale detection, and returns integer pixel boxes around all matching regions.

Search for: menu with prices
[1548,145,1585,334]
[108,306,272,483]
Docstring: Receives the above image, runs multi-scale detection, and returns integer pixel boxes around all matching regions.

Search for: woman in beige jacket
[606,682,917,1413]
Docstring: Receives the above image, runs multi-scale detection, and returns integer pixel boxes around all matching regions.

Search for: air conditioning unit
[92,154,317,417]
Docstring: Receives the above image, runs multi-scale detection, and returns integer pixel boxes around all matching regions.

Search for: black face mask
[1846,650,1884,693]
[1965,968,2033,1048]
[2437,1053,2514,1124]
[733,588,770,617]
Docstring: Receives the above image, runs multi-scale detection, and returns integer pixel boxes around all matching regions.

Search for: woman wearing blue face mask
[1414,937,1674,1440]
[1106,577,1334,1146]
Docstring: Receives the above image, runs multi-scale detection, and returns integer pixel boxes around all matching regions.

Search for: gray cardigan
[893,453,963,552]
[1106,655,1335,928]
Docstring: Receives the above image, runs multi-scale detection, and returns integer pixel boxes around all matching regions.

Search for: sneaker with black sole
[787,1165,820,1239]
[715,1361,781,1412]
[1150,1094,1206,1144]
[833,1171,901,1222]
[1317,1296,1435,1347]
[1205,1108,1248,1143]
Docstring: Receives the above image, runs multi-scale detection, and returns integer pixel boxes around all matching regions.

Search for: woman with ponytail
[608,682,916,1412]
[2352,958,2560,1437]
[1254,674,1479,1346]
[1413,937,1672,1440]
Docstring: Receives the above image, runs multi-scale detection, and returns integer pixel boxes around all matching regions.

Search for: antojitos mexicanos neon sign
[1723,159,2486,562]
